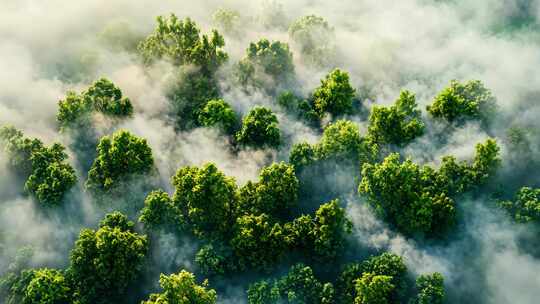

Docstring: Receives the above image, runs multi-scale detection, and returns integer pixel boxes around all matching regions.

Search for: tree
[197,99,238,134]
[316,120,375,164]
[367,90,424,146]
[57,78,133,129]
[138,14,227,75]
[68,212,148,304]
[312,69,356,117]
[22,268,71,304]
[0,126,76,205]
[230,214,287,271]
[426,80,497,125]
[172,163,237,240]
[288,15,334,67]
[289,142,316,169]
[498,187,540,223]
[238,162,299,219]
[139,190,183,230]
[236,107,281,148]
[236,39,295,88]
[335,263,363,304]
[141,270,217,304]
[414,273,445,304]
[85,130,154,193]
[359,153,456,236]
[354,272,395,304]
[212,8,241,36]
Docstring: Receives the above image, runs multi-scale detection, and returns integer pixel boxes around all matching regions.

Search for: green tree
[354,272,395,304]
[426,80,497,125]
[85,130,154,193]
[68,212,148,304]
[172,163,237,239]
[312,69,355,117]
[212,8,241,36]
[238,162,299,219]
[197,99,238,134]
[499,187,540,223]
[359,153,456,236]
[23,268,71,304]
[414,273,445,304]
[247,280,280,304]
[288,15,334,67]
[316,120,375,164]
[139,190,183,230]
[289,142,316,169]
[230,214,287,271]
[237,39,295,88]
[236,107,281,148]
[367,90,424,146]
[138,14,227,75]
[142,270,217,304]
[0,126,76,205]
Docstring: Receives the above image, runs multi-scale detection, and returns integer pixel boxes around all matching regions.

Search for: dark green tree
[498,187,540,223]
[427,80,497,125]
[236,107,281,148]
[367,90,424,146]
[139,190,183,230]
[172,163,237,239]
[414,273,445,304]
[68,212,148,304]
[312,69,355,117]
[85,130,154,193]
[289,142,316,169]
[141,270,217,304]
[237,162,299,219]
[197,99,238,134]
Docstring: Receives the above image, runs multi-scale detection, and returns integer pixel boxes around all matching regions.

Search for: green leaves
[198,99,238,134]
[499,187,540,223]
[236,107,281,148]
[427,80,497,125]
[0,126,76,206]
[288,15,334,67]
[22,268,71,304]
[142,270,217,304]
[138,14,227,75]
[313,69,356,117]
[414,273,445,304]
[85,130,154,193]
[367,90,424,146]
[68,212,148,304]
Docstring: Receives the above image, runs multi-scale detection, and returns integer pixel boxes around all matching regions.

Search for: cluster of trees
[140,162,352,273]
[247,253,444,304]
[0,126,76,205]
[498,186,540,223]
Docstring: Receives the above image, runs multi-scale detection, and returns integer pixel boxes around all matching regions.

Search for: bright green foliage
[172,163,237,239]
[288,15,334,66]
[471,138,501,184]
[57,78,133,129]
[138,14,227,75]
[277,91,319,125]
[139,190,183,230]
[499,187,540,223]
[316,120,376,164]
[230,214,287,271]
[237,39,295,87]
[238,162,299,219]
[289,142,316,169]
[68,212,148,304]
[335,263,363,304]
[354,272,395,304]
[367,90,424,146]
[236,107,281,148]
[361,253,407,292]
[427,80,497,124]
[23,268,71,304]
[197,99,238,134]
[312,69,355,117]
[359,153,456,236]
[247,264,334,304]
[285,200,352,260]
[141,270,217,304]
[212,8,241,36]
[0,126,76,205]
[85,130,154,193]
[414,273,445,304]
[25,143,77,205]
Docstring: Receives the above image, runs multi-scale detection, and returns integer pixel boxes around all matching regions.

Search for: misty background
[1,0,540,303]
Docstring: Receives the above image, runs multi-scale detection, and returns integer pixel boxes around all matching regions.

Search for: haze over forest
[1,1,540,303]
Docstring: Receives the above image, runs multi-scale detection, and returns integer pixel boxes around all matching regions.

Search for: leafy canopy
[142,270,217,304]
[197,99,238,134]
[498,187,540,223]
[236,107,281,148]
[312,69,356,117]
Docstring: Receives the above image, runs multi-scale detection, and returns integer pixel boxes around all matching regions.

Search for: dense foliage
[312,69,356,118]
[498,187,540,223]
[236,107,281,148]
[142,270,217,304]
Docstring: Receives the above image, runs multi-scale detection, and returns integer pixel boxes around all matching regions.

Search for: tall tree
[312,69,356,118]
[141,270,217,304]
[236,107,281,148]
